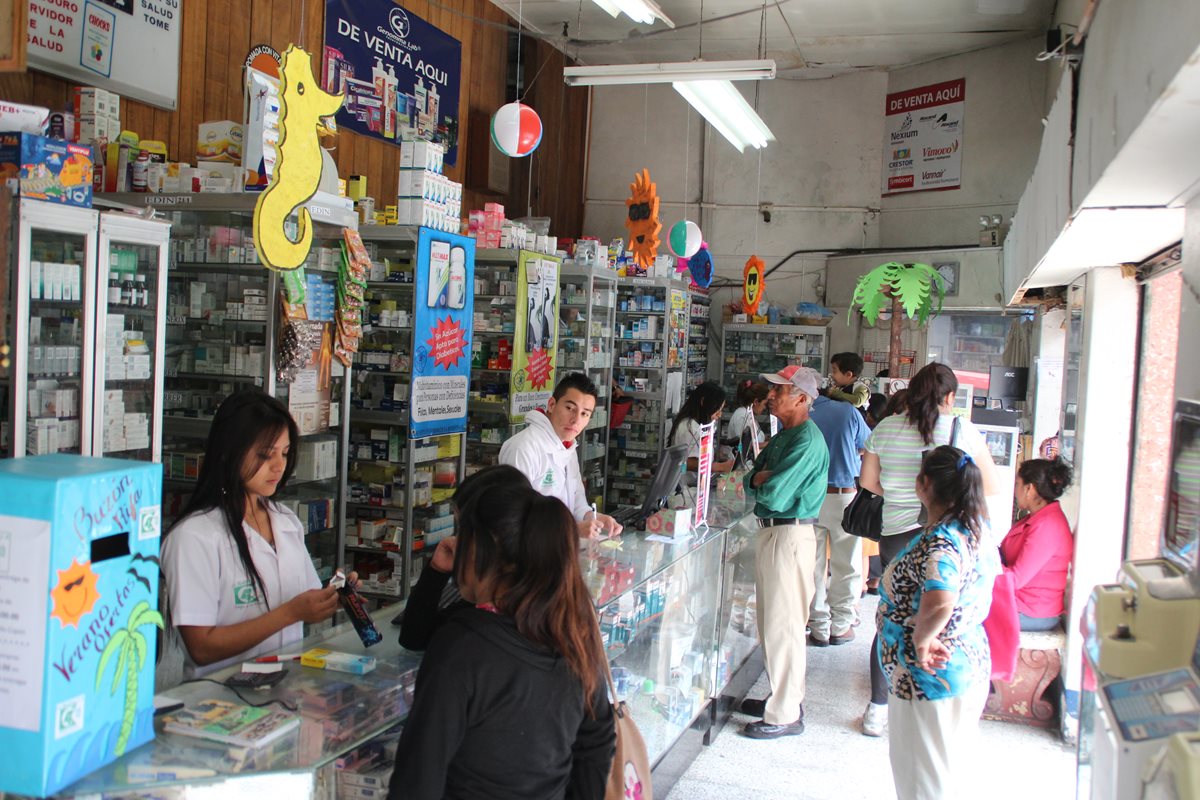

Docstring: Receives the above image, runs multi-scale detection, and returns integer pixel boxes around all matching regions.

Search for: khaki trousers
[888,679,990,800]
[754,522,817,725]
[809,491,862,638]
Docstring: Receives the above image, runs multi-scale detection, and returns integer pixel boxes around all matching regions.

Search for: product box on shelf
[0,454,163,797]
[0,132,94,207]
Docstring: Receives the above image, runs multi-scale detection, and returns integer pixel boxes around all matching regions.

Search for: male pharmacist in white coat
[500,372,623,539]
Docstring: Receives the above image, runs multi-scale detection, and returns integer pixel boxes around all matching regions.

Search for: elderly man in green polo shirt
[739,365,830,739]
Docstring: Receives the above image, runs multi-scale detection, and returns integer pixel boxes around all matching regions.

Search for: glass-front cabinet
[7,199,99,458]
[93,213,171,461]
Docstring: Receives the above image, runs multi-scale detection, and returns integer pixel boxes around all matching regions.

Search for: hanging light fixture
[673,80,775,152]
[587,0,674,28]
[563,59,776,86]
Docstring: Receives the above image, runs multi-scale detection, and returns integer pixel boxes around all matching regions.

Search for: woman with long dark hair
[879,446,999,799]
[727,379,770,462]
[1001,459,1074,630]
[670,381,735,478]
[389,476,615,799]
[161,388,343,678]
[397,465,533,651]
[856,362,998,736]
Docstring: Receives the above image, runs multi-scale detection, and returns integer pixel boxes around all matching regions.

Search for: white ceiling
[492,0,1057,78]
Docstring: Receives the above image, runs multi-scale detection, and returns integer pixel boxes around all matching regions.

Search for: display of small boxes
[0,132,94,208]
[0,455,162,797]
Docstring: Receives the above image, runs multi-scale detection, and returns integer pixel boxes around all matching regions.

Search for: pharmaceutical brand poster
[411,227,475,438]
[323,0,462,164]
[882,78,965,196]
[510,250,561,423]
[26,0,182,109]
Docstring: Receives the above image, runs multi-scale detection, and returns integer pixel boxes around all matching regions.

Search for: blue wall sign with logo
[411,228,475,438]
[323,0,462,164]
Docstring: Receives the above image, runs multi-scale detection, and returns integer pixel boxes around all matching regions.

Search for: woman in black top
[388,469,615,800]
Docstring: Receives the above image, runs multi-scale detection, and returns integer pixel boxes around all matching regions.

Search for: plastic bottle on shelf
[121,273,136,306]
[135,275,149,307]
[131,150,150,193]
[108,271,122,306]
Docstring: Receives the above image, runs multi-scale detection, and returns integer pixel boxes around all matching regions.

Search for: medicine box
[0,132,94,208]
[0,454,163,797]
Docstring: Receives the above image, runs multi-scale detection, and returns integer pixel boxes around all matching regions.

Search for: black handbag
[842,483,884,541]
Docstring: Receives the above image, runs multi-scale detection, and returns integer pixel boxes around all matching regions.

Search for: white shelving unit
[558,264,617,507]
[720,323,829,388]
[687,287,711,388]
[466,248,520,472]
[346,225,467,602]
[608,276,690,509]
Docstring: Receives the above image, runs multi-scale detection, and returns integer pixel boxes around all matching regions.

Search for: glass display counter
[34,511,758,799]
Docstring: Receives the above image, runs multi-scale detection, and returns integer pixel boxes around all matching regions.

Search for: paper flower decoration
[624,168,661,268]
[681,243,714,288]
[491,102,543,157]
[668,220,702,258]
[743,255,766,316]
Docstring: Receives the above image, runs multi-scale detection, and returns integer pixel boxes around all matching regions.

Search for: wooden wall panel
[0,0,587,237]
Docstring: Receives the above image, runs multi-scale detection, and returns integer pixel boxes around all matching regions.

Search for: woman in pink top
[1001,459,1074,631]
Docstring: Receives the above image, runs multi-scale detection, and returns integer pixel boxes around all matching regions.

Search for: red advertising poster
[882,78,965,196]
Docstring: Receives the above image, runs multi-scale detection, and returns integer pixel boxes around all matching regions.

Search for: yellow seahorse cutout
[253,45,344,271]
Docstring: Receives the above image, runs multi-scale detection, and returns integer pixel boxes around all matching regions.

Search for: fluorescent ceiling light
[588,0,674,28]
[563,59,776,87]
[673,80,775,152]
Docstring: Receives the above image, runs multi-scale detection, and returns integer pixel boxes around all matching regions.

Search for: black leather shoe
[740,697,767,717]
[808,632,830,647]
[829,628,856,645]
[742,718,805,739]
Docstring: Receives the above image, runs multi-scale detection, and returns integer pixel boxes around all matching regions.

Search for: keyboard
[611,506,645,527]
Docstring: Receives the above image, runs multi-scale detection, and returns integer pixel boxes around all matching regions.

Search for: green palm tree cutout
[850,262,945,378]
[95,600,164,756]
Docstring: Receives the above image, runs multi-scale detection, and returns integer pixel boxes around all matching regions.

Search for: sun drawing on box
[51,558,101,628]
[624,168,661,268]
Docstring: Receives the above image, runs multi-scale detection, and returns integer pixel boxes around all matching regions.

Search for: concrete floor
[666,595,1078,800]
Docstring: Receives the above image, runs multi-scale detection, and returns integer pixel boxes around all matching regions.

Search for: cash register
[1087,399,1200,800]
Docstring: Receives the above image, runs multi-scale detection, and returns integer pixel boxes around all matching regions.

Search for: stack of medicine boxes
[396,140,462,232]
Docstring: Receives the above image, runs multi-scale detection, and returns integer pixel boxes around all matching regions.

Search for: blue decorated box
[0,454,162,797]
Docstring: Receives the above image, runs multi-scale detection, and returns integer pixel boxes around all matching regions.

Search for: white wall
[583,71,888,304]
[879,37,1049,248]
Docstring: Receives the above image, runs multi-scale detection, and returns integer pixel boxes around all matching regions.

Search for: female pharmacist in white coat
[162,389,346,678]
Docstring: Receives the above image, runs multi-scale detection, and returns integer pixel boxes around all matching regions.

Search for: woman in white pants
[877,445,998,800]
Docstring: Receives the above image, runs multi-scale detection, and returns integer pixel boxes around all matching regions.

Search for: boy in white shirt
[500,373,622,538]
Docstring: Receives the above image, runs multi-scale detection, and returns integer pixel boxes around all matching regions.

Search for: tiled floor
[666,596,1078,800]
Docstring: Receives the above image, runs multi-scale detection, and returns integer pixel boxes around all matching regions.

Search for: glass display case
[720,323,828,387]
[34,511,760,800]
[92,212,171,461]
[559,264,617,506]
[6,199,99,458]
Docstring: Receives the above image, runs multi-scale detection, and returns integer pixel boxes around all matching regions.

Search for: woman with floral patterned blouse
[877,445,999,800]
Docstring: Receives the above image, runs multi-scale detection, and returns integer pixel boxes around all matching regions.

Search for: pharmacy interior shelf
[559,264,618,505]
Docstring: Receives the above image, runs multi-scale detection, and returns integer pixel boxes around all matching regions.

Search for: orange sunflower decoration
[51,558,101,628]
[624,168,661,269]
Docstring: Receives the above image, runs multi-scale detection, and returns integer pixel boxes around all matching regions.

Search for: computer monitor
[616,443,689,527]
[1163,399,1200,576]
[988,366,1029,406]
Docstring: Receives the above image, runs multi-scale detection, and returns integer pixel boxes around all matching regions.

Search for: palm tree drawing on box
[95,600,164,755]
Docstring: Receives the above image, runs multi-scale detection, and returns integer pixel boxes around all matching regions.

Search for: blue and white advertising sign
[411,228,474,438]
[323,0,462,164]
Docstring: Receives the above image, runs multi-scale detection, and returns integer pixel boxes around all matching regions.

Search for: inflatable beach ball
[669,220,702,258]
[491,102,543,158]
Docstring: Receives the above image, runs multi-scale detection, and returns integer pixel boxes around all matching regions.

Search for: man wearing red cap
[739,365,830,739]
